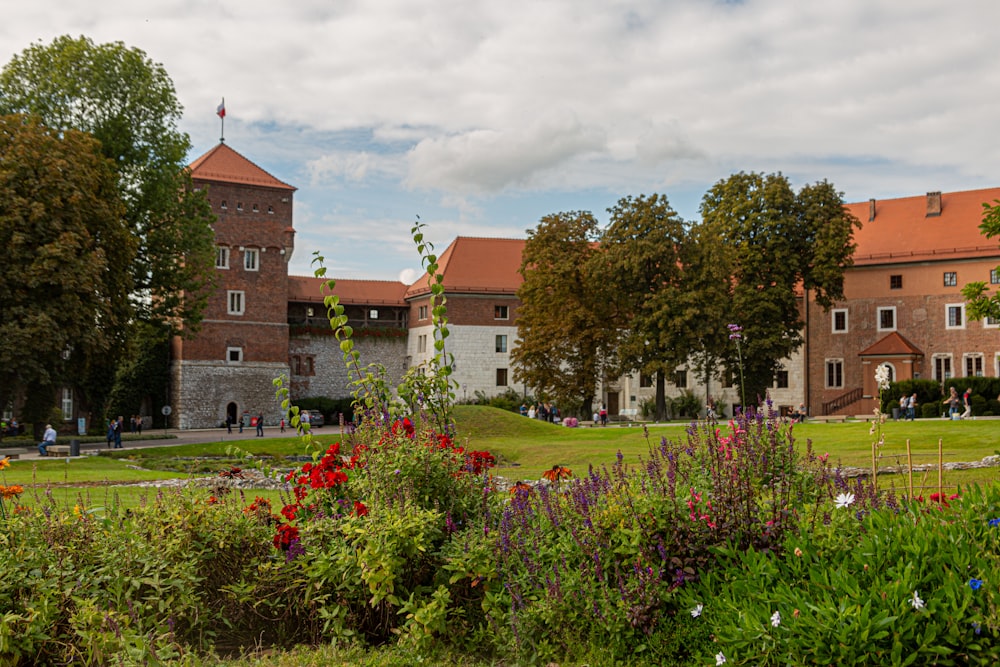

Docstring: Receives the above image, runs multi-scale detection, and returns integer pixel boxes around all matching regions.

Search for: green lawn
[2,407,998,503]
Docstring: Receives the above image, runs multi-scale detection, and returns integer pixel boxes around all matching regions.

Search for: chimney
[926,191,942,217]
[868,198,876,222]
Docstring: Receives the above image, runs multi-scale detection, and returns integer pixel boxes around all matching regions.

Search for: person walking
[114,416,124,448]
[279,417,286,433]
[226,414,233,434]
[943,387,961,419]
[256,412,264,437]
[38,423,57,456]
[106,418,116,448]
[906,393,917,421]
[961,387,973,419]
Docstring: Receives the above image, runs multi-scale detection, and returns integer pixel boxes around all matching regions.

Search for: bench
[810,415,847,423]
[0,448,28,459]
[47,445,72,455]
[618,409,639,422]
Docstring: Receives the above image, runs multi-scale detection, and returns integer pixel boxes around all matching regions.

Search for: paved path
[4,426,324,462]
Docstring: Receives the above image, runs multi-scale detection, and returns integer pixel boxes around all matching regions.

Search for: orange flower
[0,485,23,499]
[0,457,10,470]
[542,465,572,482]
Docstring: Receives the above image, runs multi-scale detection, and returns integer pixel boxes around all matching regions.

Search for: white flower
[874,364,891,391]
[691,603,703,618]
[716,651,727,665]
[770,610,781,627]
[910,590,925,610]
[835,492,855,509]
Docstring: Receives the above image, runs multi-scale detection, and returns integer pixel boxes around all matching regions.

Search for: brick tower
[170,143,296,428]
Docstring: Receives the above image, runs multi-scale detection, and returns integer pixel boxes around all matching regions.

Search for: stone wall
[288,334,408,400]
[171,360,290,429]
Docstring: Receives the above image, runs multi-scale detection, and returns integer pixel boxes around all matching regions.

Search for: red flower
[353,501,369,517]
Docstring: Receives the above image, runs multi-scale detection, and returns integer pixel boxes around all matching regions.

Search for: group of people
[942,387,973,420]
[895,393,919,421]
[520,402,561,423]
[226,411,266,436]
[106,416,126,448]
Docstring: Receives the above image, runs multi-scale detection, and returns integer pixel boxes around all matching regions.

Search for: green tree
[0,35,216,331]
[511,211,610,417]
[0,114,135,426]
[962,199,1000,321]
[595,194,690,421]
[698,173,859,408]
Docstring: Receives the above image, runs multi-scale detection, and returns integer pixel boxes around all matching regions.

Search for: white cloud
[2,0,999,278]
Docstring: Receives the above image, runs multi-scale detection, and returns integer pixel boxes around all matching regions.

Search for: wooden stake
[938,438,944,500]
[906,438,913,500]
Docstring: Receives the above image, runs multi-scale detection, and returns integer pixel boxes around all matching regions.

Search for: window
[306,307,314,317]
[494,305,509,320]
[267,206,274,215]
[418,305,428,320]
[244,249,259,271]
[369,309,379,319]
[227,347,243,363]
[496,368,508,387]
[674,369,687,388]
[61,388,73,418]
[639,372,653,388]
[237,202,244,212]
[933,355,952,381]
[877,306,896,331]
[220,200,228,210]
[831,309,848,333]
[227,291,245,315]
[292,355,301,375]
[722,368,734,388]
[890,275,902,289]
[825,359,844,389]
[946,303,965,329]
[417,335,427,353]
[880,363,895,383]
[965,354,984,377]
[306,357,314,375]
[943,271,957,287]
[252,204,259,213]
[216,246,230,269]
[495,334,508,353]
[991,269,1000,285]
[986,315,1000,329]
[774,370,789,389]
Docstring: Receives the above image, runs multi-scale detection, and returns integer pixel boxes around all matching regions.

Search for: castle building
[164,142,1000,427]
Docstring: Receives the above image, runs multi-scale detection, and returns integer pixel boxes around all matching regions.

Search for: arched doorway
[226,402,238,426]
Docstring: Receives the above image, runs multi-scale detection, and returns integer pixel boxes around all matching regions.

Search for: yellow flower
[73,504,82,518]
[0,457,9,470]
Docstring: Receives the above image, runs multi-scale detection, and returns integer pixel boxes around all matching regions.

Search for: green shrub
[678,486,1000,665]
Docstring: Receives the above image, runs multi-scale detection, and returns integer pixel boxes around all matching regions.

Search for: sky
[2,1,999,283]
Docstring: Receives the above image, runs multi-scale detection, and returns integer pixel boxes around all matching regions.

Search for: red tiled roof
[188,143,296,191]
[405,237,526,298]
[288,276,408,305]
[848,187,1000,266]
[859,331,924,357]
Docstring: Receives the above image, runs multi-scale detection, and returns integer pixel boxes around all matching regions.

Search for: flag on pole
[216,99,226,118]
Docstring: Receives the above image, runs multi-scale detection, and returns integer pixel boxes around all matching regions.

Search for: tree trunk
[655,372,668,421]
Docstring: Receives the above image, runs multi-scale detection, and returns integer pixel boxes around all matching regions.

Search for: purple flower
[989,518,1000,527]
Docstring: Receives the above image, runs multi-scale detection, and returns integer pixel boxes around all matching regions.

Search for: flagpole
[218,97,226,143]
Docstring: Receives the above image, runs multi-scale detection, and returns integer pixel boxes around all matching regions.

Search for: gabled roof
[188,143,296,191]
[288,276,408,306]
[859,331,924,357]
[847,187,1000,266]
[405,237,526,299]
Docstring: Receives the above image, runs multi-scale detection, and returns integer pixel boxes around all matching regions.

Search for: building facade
[165,142,1000,427]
